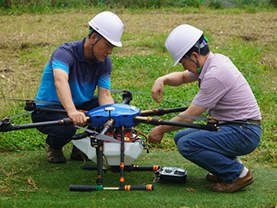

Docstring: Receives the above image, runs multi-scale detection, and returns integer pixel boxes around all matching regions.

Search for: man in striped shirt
[149,24,262,193]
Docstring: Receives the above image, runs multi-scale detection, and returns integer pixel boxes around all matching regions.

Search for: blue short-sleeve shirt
[35,38,112,106]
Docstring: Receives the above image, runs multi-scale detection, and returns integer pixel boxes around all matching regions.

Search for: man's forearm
[55,81,76,114]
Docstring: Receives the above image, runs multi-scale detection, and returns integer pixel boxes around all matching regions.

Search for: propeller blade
[173,114,208,121]
[110,89,125,93]
[110,90,126,93]
[75,126,120,143]
[111,89,149,95]
[75,126,97,134]
[96,134,121,143]
[0,98,60,105]
[173,115,253,125]
[8,111,32,120]
[141,107,189,116]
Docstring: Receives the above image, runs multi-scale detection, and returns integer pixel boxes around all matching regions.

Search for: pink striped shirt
[190,52,261,121]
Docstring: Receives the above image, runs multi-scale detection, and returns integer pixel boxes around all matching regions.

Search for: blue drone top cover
[85,103,141,128]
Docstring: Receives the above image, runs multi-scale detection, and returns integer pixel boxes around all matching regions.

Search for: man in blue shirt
[31,11,124,163]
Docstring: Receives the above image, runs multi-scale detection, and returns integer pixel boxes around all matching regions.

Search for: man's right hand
[68,110,87,127]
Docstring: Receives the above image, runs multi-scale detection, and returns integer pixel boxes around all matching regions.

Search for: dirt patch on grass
[0,10,276,98]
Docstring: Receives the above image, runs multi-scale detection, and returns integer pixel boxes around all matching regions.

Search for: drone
[0,90,220,192]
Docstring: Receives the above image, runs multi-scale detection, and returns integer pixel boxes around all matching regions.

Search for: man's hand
[68,110,87,127]
[151,77,164,103]
[148,126,165,144]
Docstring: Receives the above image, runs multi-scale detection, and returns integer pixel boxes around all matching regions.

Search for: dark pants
[31,96,100,149]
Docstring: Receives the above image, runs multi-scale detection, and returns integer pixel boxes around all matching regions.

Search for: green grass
[1,149,277,208]
[1,0,276,15]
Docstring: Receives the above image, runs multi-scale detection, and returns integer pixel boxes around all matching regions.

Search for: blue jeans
[31,96,100,149]
[174,123,262,183]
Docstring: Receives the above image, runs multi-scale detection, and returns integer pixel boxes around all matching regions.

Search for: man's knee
[174,130,191,144]
[176,137,197,158]
[174,132,182,144]
[55,125,76,138]
[47,126,76,148]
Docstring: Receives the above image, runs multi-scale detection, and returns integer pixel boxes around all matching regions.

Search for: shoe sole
[211,177,254,193]
[47,158,66,163]
[206,174,224,183]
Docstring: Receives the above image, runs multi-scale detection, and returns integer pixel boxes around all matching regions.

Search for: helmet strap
[90,35,102,61]
[185,55,202,74]
[196,39,202,74]
[184,39,203,74]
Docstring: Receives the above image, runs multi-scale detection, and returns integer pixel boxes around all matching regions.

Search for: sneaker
[46,144,66,163]
[70,145,88,161]
[206,173,223,183]
[210,170,254,193]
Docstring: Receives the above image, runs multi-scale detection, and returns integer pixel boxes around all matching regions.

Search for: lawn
[1,148,277,208]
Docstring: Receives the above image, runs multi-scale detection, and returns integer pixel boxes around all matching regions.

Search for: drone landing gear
[69,184,154,191]
[82,164,160,172]
[70,126,159,192]
[69,164,159,191]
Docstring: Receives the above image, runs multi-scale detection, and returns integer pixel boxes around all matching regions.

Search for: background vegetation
[0,0,277,13]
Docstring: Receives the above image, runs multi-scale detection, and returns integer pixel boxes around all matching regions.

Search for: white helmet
[165,24,203,66]
[88,11,124,47]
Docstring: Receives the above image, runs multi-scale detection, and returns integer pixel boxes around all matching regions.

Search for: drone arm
[98,118,115,135]
[25,102,88,114]
[134,116,219,131]
[36,106,68,114]
[140,107,188,116]
[0,118,73,132]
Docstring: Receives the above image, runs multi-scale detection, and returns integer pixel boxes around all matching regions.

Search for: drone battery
[155,167,187,183]
[106,131,135,142]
